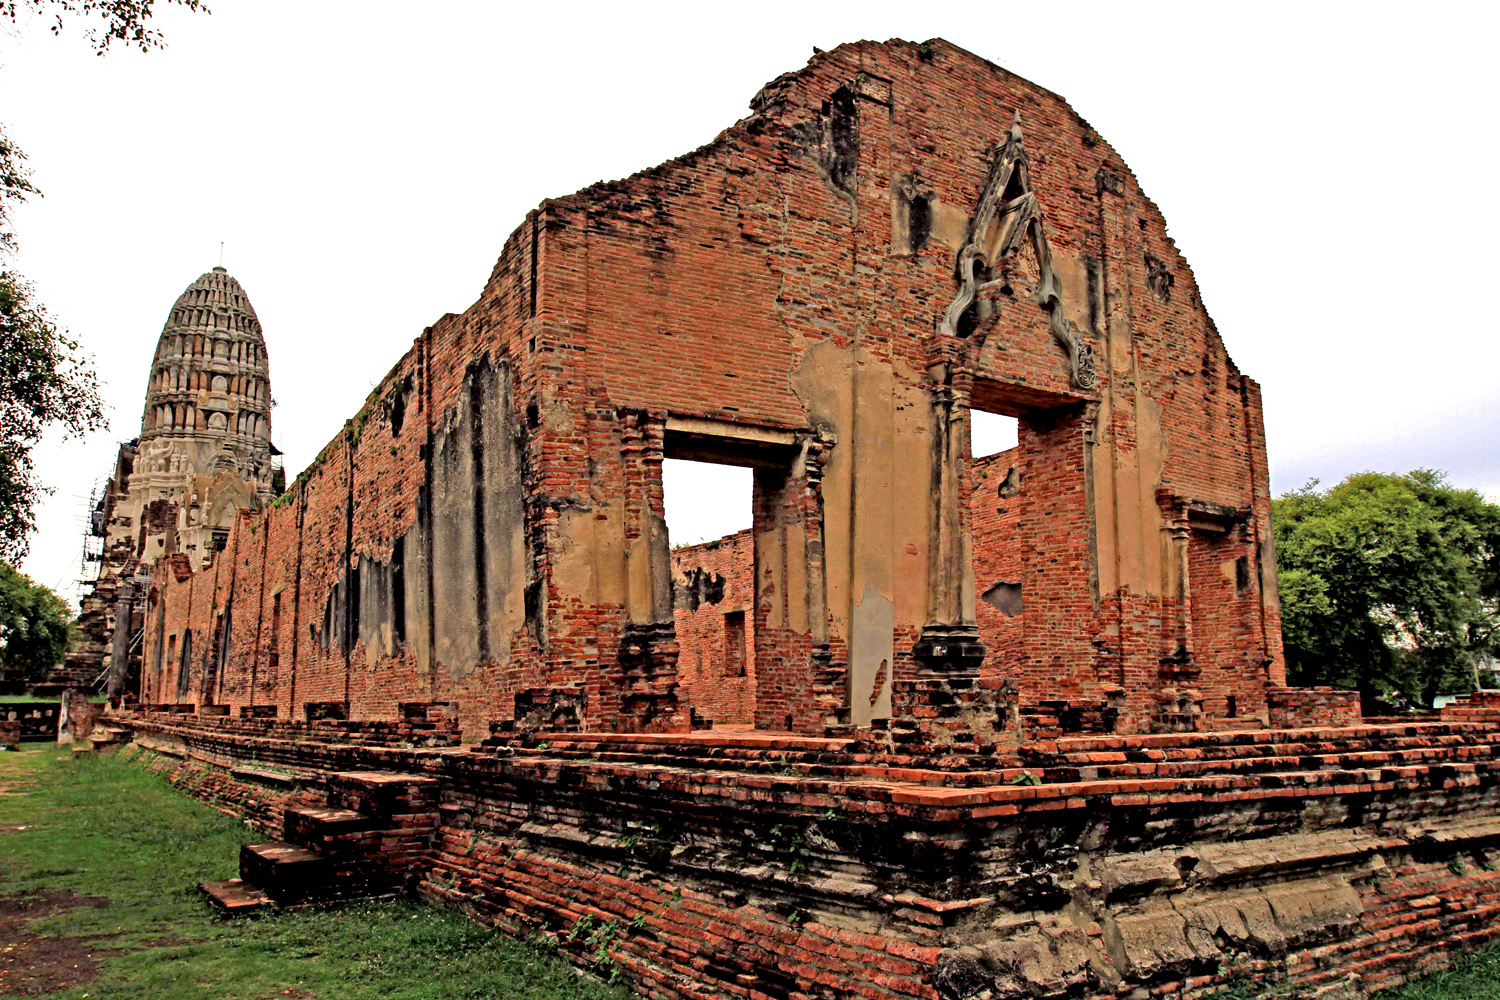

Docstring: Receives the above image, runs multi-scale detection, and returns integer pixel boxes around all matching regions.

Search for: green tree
[1,0,206,561]
[0,129,106,563]
[0,562,74,681]
[3,0,208,54]
[1274,470,1500,708]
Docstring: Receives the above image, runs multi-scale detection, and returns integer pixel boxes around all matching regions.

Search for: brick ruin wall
[138,37,1287,740]
[672,530,757,727]
[1270,686,1365,729]
[679,444,1279,737]
[112,36,1500,999]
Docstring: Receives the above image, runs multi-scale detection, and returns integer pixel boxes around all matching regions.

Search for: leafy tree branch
[2,0,208,54]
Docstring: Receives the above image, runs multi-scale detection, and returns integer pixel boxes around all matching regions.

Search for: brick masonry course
[124,711,1500,999]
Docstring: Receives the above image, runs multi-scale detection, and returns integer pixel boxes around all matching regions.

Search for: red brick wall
[141,37,1287,736]
[671,530,756,726]
[970,448,1023,683]
[1189,527,1272,721]
[1269,685,1361,728]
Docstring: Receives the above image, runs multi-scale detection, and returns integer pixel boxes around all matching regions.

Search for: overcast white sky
[4,1,1497,603]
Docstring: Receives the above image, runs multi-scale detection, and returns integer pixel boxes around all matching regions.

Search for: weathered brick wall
[141,37,1286,737]
[1270,685,1362,728]
[0,702,59,740]
[971,449,1023,683]
[671,530,756,726]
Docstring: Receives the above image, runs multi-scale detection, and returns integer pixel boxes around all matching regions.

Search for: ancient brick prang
[66,268,281,699]
[138,267,274,485]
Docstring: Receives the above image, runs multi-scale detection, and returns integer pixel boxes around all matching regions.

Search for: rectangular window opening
[268,594,282,673]
[723,610,747,678]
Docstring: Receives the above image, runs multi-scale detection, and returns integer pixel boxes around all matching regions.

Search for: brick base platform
[123,714,1500,999]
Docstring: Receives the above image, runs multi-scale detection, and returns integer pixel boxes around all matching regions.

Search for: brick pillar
[617,410,686,732]
[893,358,994,748]
[105,579,135,698]
[1154,496,1203,732]
[802,434,846,728]
[752,432,844,733]
[912,360,985,677]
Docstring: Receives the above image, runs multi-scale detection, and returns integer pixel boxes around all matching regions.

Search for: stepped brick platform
[131,711,1500,998]
[134,708,461,749]
[198,767,437,914]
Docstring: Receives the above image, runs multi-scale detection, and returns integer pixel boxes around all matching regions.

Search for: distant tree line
[1275,470,1500,709]
[0,562,73,682]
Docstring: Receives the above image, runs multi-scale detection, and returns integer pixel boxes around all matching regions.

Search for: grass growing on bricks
[0,746,627,999]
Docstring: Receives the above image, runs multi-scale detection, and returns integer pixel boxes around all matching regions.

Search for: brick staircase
[199,770,437,916]
[86,723,132,752]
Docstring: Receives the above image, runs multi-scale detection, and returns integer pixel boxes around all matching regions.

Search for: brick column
[912,359,985,676]
[1154,496,1203,732]
[801,434,846,728]
[617,410,685,732]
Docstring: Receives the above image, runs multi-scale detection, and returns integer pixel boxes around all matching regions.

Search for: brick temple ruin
[117,39,1500,1000]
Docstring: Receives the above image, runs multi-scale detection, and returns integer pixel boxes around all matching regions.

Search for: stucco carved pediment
[938,116,1096,390]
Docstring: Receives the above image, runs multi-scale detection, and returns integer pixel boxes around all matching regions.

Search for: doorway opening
[662,458,756,729]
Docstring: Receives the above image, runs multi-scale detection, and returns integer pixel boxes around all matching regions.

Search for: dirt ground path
[0,747,110,995]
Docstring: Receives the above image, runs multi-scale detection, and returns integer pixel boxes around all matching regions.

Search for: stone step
[239,842,328,902]
[327,771,439,816]
[1039,732,1500,761]
[330,770,439,791]
[284,806,375,842]
[1028,732,1500,768]
[1036,722,1499,755]
[198,878,270,916]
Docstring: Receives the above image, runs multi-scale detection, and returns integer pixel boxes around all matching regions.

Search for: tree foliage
[0,561,74,681]
[1,2,207,562]
[0,128,105,563]
[2,0,208,54]
[1274,471,1500,707]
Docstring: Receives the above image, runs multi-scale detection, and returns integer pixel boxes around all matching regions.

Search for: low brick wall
[1268,685,1362,728]
[125,715,1500,999]
[133,709,460,749]
[0,702,59,740]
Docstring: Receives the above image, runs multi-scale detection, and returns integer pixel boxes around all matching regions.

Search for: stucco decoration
[938,115,1097,390]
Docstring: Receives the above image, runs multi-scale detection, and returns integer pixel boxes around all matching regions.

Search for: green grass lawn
[0,693,108,704]
[1,745,1497,999]
[0,746,627,999]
